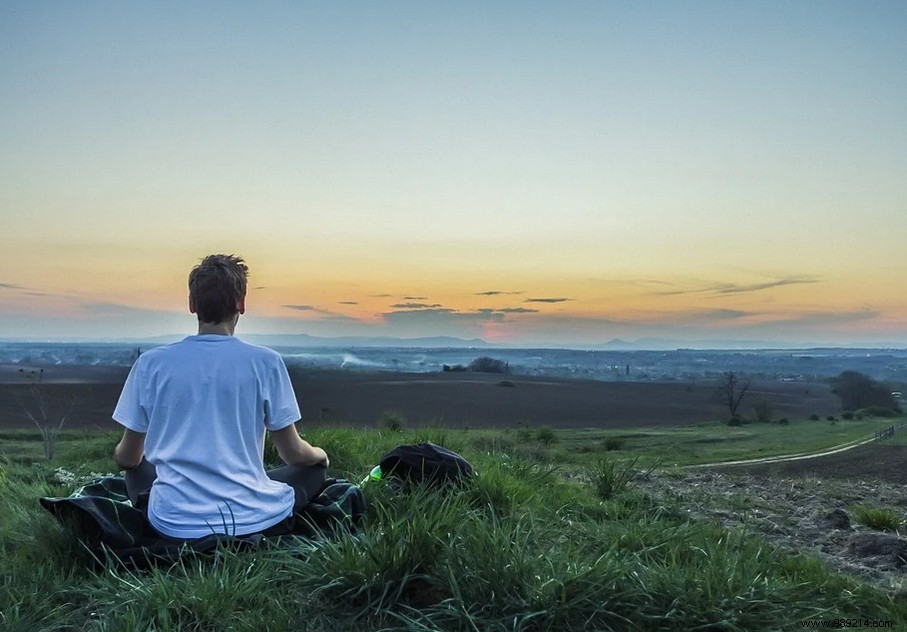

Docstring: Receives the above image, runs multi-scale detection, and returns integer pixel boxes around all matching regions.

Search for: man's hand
[271,424,330,468]
[311,446,330,468]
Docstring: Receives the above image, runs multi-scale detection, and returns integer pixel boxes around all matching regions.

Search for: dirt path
[688,434,880,469]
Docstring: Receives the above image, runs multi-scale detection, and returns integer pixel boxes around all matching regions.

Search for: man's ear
[188,295,196,314]
[236,297,246,315]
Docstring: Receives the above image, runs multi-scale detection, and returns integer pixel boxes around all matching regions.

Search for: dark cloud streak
[391,302,443,309]
[525,297,572,304]
[282,304,354,320]
[653,276,821,297]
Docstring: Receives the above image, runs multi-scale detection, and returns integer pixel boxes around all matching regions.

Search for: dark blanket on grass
[40,476,365,567]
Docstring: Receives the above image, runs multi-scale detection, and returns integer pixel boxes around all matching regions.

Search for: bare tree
[14,368,75,460]
[715,371,751,419]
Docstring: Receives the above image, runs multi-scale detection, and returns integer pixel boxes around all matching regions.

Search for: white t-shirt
[113,334,300,539]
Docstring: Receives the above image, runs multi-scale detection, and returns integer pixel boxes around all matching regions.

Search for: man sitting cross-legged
[113,253,329,539]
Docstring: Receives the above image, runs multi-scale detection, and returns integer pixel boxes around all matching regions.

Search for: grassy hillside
[1,424,904,630]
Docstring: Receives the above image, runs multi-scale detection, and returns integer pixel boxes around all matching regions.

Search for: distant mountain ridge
[2,333,903,350]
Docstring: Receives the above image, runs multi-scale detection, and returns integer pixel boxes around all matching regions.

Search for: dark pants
[124,459,327,537]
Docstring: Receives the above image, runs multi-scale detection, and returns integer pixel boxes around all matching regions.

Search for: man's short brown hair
[188,254,249,323]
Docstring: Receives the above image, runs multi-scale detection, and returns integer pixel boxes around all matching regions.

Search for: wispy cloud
[338,301,358,305]
[0,284,49,298]
[282,304,349,319]
[689,308,754,321]
[712,277,821,295]
[369,293,393,298]
[525,297,572,304]
[483,307,539,314]
[385,307,456,316]
[403,296,428,300]
[653,276,821,297]
[476,290,524,296]
[391,302,443,309]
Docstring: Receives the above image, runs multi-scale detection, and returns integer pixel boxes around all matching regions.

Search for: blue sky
[2,2,906,346]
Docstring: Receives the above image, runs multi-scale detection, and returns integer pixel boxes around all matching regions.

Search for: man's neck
[197,317,237,336]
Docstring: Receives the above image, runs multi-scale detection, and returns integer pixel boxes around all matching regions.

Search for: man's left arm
[114,429,146,470]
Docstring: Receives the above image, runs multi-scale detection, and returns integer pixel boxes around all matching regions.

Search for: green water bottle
[360,465,383,486]
[368,465,383,481]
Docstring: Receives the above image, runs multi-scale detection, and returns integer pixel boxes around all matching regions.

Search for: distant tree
[829,371,900,413]
[714,371,751,419]
[467,357,510,374]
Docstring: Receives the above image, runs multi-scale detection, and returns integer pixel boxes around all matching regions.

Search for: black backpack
[379,443,473,487]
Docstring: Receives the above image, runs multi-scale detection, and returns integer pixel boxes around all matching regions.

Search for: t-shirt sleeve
[264,356,301,431]
[112,359,149,433]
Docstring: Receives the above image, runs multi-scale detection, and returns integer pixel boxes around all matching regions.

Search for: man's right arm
[271,424,329,468]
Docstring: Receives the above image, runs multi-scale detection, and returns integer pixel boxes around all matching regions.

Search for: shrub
[809,414,820,421]
[587,456,640,500]
[853,503,903,532]
[778,418,789,425]
[753,399,773,423]
[727,416,743,427]
[603,437,625,451]
[535,426,557,445]
[380,410,406,432]
[467,357,510,374]
[841,411,854,420]
[826,416,836,422]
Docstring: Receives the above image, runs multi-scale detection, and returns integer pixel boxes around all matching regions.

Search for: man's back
[113,334,300,539]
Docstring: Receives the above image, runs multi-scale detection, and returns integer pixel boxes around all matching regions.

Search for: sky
[1,2,906,347]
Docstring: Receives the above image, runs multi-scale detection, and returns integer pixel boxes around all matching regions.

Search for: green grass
[551,417,893,467]
[877,422,907,445]
[852,503,904,532]
[2,425,906,630]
